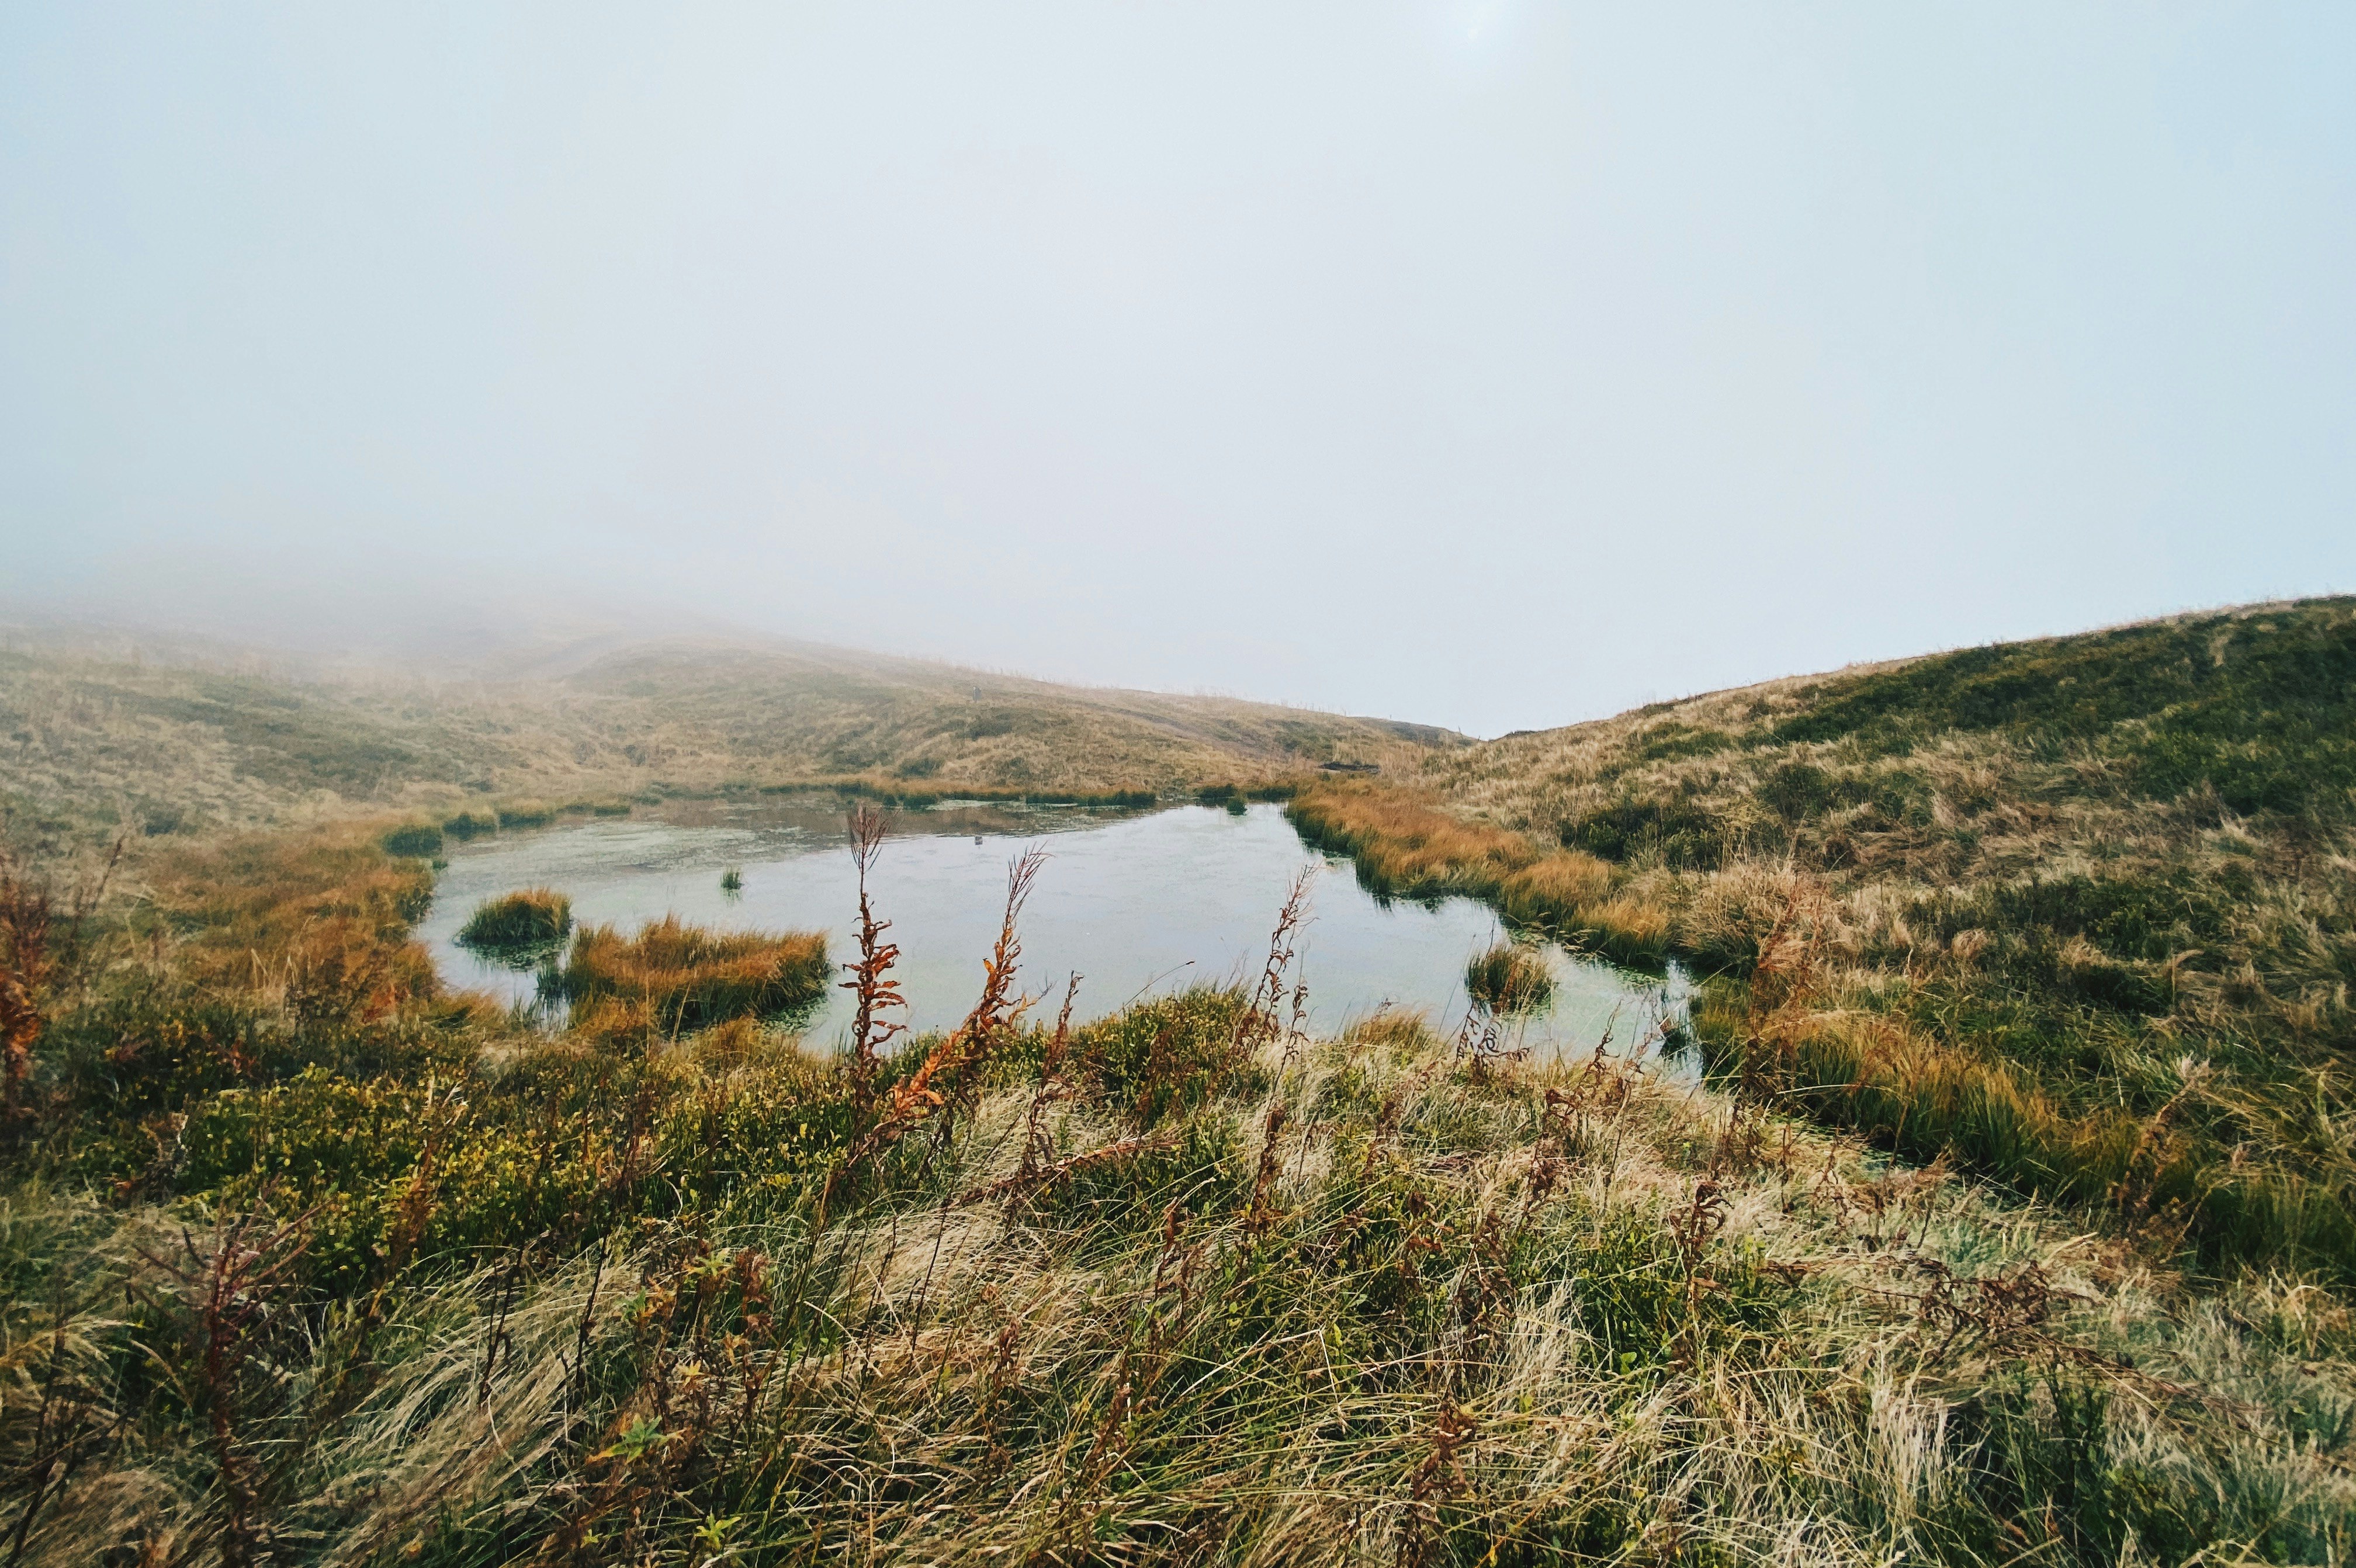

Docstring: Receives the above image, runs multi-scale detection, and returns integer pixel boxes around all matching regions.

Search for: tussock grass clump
[560,914,828,1030]
[378,820,444,858]
[1497,849,1613,922]
[494,801,553,829]
[456,887,572,948]
[1287,782,1537,899]
[1465,940,1554,1014]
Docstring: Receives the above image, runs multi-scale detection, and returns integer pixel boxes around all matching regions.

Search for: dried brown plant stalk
[1233,866,1312,1070]
[829,847,1046,1210]
[136,1200,317,1568]
[0,837,119,1127]
[1016,972,1083,1189]
[840,803,906,1128]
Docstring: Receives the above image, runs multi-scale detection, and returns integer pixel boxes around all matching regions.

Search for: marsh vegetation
[4,599,2355,1563]
[2,814,2350,1565]
[411,797,1683,1053]
[455,887,573,949]
[559,914,831,1034]
[1294,599,2356,1290]
[1465,939,1555,1015]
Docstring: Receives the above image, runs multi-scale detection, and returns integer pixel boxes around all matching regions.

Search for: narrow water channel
[415,799,1690,1066]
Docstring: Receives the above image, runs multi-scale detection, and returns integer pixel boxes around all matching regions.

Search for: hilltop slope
[1295,598,2356,1279]
[0,628,1459,841]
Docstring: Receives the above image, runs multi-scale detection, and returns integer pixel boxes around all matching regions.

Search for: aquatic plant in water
[458,887,573,948]
[559,913,829,1031]
[1465,939,1554,1014]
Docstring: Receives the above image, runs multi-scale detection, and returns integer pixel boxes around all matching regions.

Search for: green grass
[1465,940,1554,1014]
[11,609,2356,1562]
[2,821,2350,1564]
[456,887,573,948]
[1300,598,2356,1286]
[380,820,445,857]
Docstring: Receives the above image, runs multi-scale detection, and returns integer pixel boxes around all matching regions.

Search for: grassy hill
[1293,598,2356,1283]
[3,815,2350,1562]
[3,606,2354,1562]
[0,629,1458,846]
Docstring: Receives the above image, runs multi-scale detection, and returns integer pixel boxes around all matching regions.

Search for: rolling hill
[0,624,1461,844]
[1294,598,2356,1279]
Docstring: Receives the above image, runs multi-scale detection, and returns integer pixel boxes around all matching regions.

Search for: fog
[6,4,2352,734]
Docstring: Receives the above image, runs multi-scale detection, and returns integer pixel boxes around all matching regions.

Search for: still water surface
[417,800,1689,1064]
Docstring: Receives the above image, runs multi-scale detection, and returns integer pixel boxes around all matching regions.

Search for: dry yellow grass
[1293,600,2356,1282]
[0,633,1462,843]
[10,810,2354,1563]
[1288,783,1669,963]
[561,914,830,1032]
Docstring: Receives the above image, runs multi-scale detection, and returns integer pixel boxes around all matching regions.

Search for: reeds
[559,915,829,1032]
[456,888,573,949]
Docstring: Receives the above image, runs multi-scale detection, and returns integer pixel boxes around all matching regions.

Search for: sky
[4,4,2352,737]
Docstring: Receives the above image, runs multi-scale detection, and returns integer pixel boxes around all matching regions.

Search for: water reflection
[414,798,1689,1066]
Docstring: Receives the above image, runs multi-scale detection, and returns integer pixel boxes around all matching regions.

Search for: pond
[415,798,1692,1067]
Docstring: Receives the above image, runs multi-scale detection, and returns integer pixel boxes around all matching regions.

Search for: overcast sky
[5,4,2352,735]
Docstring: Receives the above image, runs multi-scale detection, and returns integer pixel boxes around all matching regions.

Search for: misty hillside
[1426,595,2356,858]
[1294,596,2356,1283]
[0,625,1461,839]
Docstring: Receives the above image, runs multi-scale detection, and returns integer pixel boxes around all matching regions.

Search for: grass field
[0,629,1460,849]
[5,604,2356,1563]
[1293,598,2356,1289]
[4,817,2351,1565]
